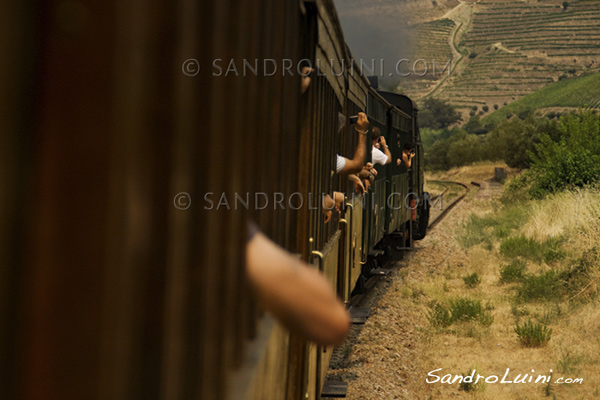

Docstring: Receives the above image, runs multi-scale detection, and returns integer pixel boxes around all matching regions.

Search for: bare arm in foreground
[246,232,350,345]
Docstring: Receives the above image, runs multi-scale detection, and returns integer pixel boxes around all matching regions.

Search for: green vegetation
[459,367,487,392]
[485,116,560,169]
[463,272,481,288]
[424,129,492,170]
[557,349,584,374]
[526,111,600,198]
[459,206,529,248]
[426,110,600,204]
[515,319,553,347]
[428,297,494,327]
[418,98,462,129]
[500,260,527,283]
[517,270,565,302]
[499,235,565,264]
[482,72,600,126]
[495,233,599,305]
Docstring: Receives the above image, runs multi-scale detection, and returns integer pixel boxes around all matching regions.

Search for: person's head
[403,142,416,153]
[371,127,382,145]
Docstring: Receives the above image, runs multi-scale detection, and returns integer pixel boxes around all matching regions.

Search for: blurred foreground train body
[2,0,427,399]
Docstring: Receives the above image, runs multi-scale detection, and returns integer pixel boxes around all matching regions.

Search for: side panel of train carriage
[303,2,347,399]
[2,1,427,400]
[340,58,369,303]
[378,90,428,240]
[361,90,388,269]
[385,106,412,237]
[245,1,358,399]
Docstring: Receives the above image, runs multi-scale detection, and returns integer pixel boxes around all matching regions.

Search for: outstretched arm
[338,112,369,175]
[348,174,365,195]
[379,136,392,165]
[246,232,350,345]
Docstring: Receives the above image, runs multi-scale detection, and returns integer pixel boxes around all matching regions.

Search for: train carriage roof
[376,90,418,117]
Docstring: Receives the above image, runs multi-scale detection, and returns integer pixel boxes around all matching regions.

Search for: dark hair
[403,142,416,151]
[371,127,382,141]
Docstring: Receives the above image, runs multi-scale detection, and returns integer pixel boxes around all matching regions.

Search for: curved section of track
[426,180,471,230]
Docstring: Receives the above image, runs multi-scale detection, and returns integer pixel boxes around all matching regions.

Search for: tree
[464,115,488,135]
[419,98,462,129]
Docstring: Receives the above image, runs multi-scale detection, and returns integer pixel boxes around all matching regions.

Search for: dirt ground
[326,164,502,399]
[326,163,599,399]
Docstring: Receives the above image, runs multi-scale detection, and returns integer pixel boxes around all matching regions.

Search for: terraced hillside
[394,0,474,100]
[338,0,600,119]
[398,19,457,97]
[435,0,600,118]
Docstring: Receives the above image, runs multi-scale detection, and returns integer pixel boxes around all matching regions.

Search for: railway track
[347,180,472,305]
[327,180,475,393]
[427,180,471,230]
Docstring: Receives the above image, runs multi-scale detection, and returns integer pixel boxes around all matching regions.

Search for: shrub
[464,115,485,134]
[494,104,499,110]
[447,132,487,165]
[482,105,489,112]
[518,270,565,302]
[515,319,552,347]
[428,297,494,327]
[485,117,541,169]
[463,272,481,288]
[428,300,452,327]
[500,260,527,283]
[518,109,532,120]
[450,297,494,326]
[528,111,600,198]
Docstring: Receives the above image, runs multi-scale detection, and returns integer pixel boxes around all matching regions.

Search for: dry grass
[426,161,517,185]
[420,170,600,399]
[522,188,600,242]
[342,164,600,399]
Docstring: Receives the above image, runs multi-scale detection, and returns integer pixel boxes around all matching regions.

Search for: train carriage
[3,0,428,399]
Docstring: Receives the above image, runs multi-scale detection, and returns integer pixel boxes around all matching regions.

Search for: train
[2,0,428,399]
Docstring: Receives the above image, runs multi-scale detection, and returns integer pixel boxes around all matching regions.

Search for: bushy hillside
[482,71,600,125]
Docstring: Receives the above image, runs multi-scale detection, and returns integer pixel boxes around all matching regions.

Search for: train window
[392,113,401,130]
[367,94,386,125]
[400,116,410,133]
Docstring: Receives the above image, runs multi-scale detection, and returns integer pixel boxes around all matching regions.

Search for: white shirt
[372,146,388,165]
[336,154,346,173]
